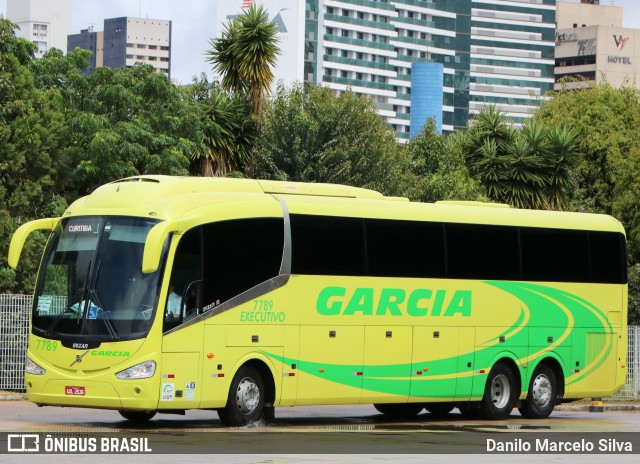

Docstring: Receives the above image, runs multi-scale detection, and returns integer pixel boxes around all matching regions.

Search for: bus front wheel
[519,364,557,419]
[480,362,518,420]
[218,365,266,426]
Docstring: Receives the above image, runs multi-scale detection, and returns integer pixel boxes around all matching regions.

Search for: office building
[68,17,172,77]
[555,1,640,90]
[215,0,556,139]
[67,27,104,71]
[6,0,73,57]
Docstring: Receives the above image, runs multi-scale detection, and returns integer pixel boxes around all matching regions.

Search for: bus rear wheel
[118,410,156,423]
[218,366,266,427]
[373,403,423,418]
[480,362,518,420]
[519,364,557,419]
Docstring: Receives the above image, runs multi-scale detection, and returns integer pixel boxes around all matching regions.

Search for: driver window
[163,227,202,332]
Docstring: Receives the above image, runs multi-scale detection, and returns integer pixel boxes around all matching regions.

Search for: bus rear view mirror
[142,219,180,274]
[8,218,60,269]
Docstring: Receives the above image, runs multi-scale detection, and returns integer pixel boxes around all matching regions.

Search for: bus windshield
[32,216,164,341]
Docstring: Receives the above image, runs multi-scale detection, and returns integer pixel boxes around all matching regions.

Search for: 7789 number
[253,299,274,311]
[35,339,58,351]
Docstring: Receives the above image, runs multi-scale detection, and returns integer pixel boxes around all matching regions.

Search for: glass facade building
[309,0,556,139]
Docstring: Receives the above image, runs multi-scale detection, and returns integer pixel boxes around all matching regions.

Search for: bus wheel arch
[480,358,521,420]
[519,358,563,419]
[218,359,275,426]
[244,359,276,421]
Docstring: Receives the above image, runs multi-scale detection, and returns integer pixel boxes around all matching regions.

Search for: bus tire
[480,362,518,420]
[118,410,156,422]
[373,403,423,418]
[519,364,557,419]
[424,402,454,417]
[218,365,266,427]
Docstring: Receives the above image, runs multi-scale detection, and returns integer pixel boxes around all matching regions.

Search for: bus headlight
[25,356,46,375]
[115,361,156,380]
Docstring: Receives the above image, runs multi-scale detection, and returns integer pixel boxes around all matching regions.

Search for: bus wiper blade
[46,305,76,337]
[89,289,119,341]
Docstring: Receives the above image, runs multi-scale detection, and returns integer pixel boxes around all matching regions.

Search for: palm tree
[544,126,582,210]
[461,106,581,209]
[207,4,280,115]
[462,106,514,203]
[191,83,255,177]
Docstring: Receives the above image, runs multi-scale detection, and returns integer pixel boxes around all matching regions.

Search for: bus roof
[66,175,624,235]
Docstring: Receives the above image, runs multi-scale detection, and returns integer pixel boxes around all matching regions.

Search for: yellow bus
[9,176,627,425]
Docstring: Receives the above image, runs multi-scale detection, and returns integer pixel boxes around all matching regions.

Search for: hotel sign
[608,56,632,64]
[608,34,632,65]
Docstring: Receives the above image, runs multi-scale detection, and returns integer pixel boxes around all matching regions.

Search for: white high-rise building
[218,0,557,139]
[6,0,73,57]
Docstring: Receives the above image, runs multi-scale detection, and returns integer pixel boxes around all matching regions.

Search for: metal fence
[1,294,639,399]
[613,325,640,400]
[0,294,31,391]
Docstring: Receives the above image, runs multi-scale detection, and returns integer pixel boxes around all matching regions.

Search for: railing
[1,294,638,400]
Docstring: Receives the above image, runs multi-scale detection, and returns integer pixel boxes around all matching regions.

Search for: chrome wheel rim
[236,377,260,415]
[531,374,552,407]
[491,373,510,409]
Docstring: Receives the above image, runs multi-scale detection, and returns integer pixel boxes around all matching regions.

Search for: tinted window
[589,231,627,284]
[521,228,589,282]
[365,219,445,278]
[446,224,520,280]
[202,218,284,308]
[291,215,365,276]
[164,227,202,331]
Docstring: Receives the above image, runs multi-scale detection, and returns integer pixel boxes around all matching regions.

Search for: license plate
[65,386,85,396]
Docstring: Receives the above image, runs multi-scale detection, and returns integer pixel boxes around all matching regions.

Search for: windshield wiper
[45,306,76,337]
[89,288,119,341]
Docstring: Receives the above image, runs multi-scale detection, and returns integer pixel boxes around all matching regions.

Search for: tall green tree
[404,119,485,203]
[29,61,198,197]
[254,83,411,196]
[206,4,280,115]
[0,19,67,293]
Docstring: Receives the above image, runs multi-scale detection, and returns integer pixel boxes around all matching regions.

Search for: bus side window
[201,218,283,309]
[164,228,202,332]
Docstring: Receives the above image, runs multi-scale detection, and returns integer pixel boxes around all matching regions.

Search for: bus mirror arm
[142,219,180,274]
[8,218,60,269]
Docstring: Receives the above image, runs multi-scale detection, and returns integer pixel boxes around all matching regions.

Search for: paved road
[1,400,639,463]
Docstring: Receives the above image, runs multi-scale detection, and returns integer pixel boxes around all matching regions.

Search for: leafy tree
[0,19,67,293]
[254,83,411,196]
[206,4,280,115]
[29,62,197,197]
[28,47,93,112]
[404,119,485,202]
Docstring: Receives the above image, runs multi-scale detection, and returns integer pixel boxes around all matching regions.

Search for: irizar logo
[316,287,472,317]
